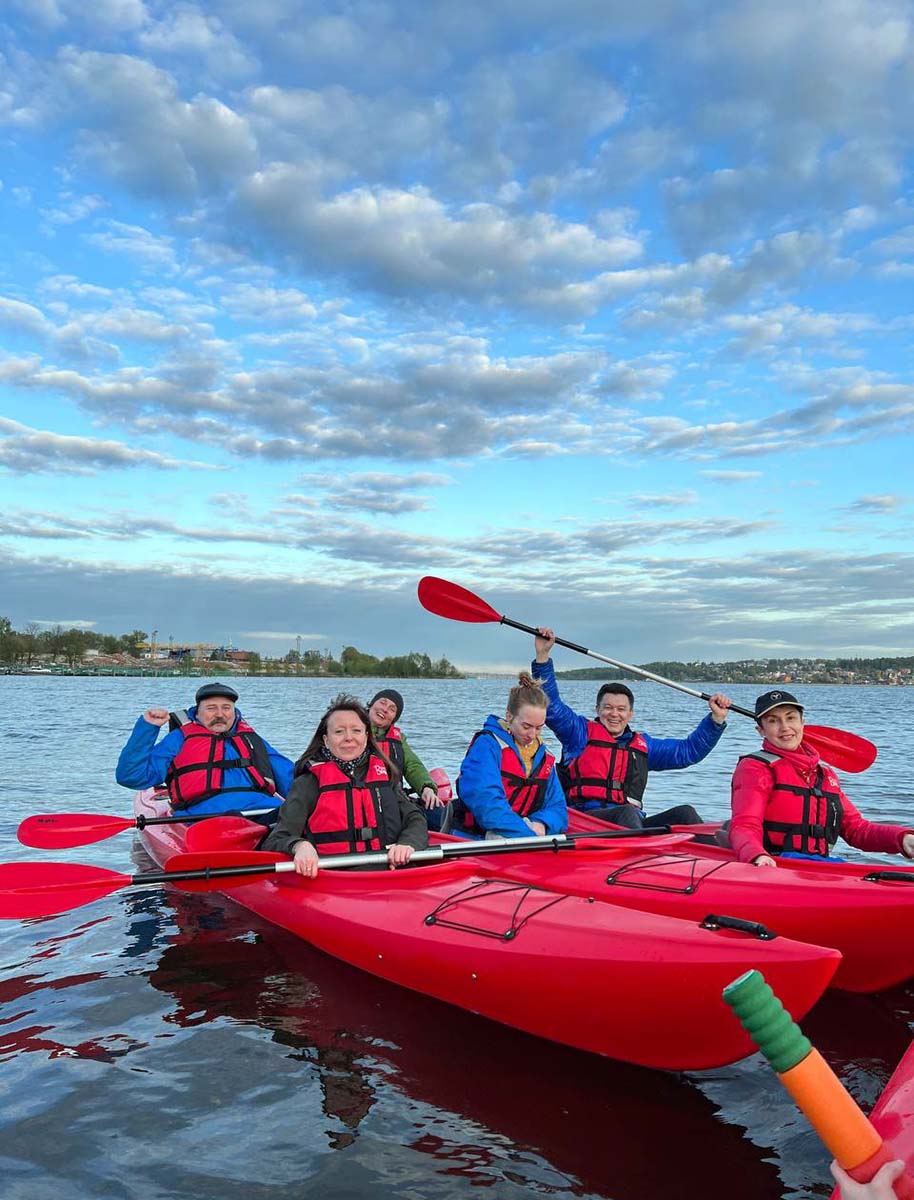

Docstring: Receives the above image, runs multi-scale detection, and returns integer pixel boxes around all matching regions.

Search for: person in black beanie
[366,688,443,811]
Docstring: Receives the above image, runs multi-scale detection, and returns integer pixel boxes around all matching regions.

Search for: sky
[1,0,912,672]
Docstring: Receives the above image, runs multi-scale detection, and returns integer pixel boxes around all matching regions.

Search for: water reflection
[136,883,791,1200]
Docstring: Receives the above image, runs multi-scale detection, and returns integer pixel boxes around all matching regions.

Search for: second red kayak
[469,808,914,994]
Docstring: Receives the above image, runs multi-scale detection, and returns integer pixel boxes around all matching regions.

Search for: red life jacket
[305,756,389,855]
[374,724,405,774]
[742,750,843,857]
[458,730,555,835]
[166,717,277,810]
[562,721,649,809]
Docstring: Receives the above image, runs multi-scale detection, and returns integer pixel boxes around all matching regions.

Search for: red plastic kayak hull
[135,793,839,1071]
[472,809,914,994]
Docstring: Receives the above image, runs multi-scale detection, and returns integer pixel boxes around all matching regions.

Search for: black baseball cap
[195,682,239,704]
[754,690,804,720]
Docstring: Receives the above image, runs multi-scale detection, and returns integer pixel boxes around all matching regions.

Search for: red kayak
[445,807,914,995]
[431,769,914,993]
[135,792,839,1071]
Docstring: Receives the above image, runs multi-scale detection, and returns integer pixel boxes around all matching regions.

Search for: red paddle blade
[184,817,264,854]
[429,768,453,802]
[18,813,135,850]
[165,850,287,893]
[804,724,876,773]
[417,576,501,624]
[0,862,131,919]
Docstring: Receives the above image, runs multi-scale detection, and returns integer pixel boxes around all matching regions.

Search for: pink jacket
[729,739,911,864]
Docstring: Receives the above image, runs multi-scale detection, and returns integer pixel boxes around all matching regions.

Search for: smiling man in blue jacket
[116,681,294,816]
[531,630,731,828]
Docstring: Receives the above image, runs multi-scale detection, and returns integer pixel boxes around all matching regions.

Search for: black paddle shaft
[500,615,756,719]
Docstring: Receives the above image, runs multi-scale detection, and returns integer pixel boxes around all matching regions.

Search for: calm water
[1,675,913,1199]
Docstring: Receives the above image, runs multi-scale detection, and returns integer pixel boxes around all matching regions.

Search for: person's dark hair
[507,671,549,716]
[294,693,400,784]
[596,682,634,709]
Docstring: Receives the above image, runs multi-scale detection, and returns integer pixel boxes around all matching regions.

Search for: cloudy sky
[1,0,912,670]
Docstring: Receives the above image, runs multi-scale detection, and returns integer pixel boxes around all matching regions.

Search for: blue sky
[1,0,912,670]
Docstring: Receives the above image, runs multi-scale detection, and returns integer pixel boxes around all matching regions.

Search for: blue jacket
[115,704,294,815]
[456,714,568,838]
[531,659,725,783]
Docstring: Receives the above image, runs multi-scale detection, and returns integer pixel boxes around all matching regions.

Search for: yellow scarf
[500,718,540,777]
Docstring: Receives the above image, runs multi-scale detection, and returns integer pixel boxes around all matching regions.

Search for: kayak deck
[550,809,914,993]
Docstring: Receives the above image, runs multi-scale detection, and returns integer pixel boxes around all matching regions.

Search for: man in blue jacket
[116,682,294,816]
[531,630,731,827]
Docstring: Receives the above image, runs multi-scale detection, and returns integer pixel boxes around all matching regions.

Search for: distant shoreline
[1,667,465,680]
[4,667,911,687]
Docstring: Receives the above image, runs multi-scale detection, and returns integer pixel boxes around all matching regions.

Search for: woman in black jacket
[263,694,428,876]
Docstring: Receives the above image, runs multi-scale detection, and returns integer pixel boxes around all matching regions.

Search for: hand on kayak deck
[830,1158,906,1199]
[293,840,320,877]
[752,854,778,869]
[387,844,415,869]
[707,693,732,725]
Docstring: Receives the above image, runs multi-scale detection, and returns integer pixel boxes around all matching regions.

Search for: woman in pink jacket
[729,690,914,867]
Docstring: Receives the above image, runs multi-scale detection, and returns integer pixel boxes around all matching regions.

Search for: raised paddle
[17,807,279,851]
[417,576,877,774]
[0,828,693,920]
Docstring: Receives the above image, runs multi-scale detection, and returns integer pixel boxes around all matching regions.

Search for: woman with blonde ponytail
[453,672,568,839]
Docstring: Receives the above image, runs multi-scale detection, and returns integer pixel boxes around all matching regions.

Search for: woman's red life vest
[458,730,555,835]
[742,750,843,857]
[305,756,389,855]
[374,724,405,774]
[166,717,277,810]
[562,721,649,809]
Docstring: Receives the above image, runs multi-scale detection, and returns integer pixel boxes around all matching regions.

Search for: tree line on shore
[558,656,914,684]
[0,618,463,679]
[0,618,149,668]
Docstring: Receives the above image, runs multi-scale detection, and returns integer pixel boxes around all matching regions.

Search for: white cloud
[0,417,221,474]
[85,221,179,271]
[847,493,903,513]
[236,174,644,307]
[58,49,258,197]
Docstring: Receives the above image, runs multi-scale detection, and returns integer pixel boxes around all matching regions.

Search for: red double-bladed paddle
[0,829,697,920]
[17,806,278,851]
[417,576,877,774]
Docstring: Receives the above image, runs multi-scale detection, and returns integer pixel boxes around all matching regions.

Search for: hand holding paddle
[418,576,876,773]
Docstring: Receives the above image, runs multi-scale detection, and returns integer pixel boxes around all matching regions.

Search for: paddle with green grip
[723,970,914,1198]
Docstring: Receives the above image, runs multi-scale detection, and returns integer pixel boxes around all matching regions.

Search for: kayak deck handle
[700,913,777,941]
[863,870,914,884]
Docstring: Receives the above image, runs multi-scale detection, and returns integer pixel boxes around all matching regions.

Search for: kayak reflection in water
[262,695,428,877]
[530,628,731,829]
[452,672,568,839]
[728,690,914,868]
